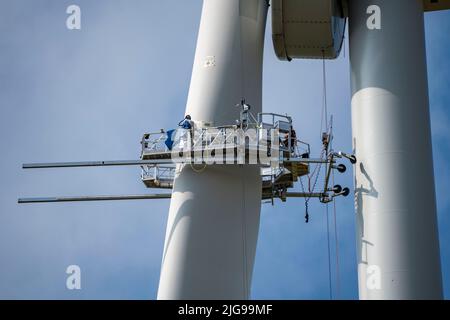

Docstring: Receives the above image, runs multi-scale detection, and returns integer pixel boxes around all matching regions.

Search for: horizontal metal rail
[287,158,332,164]
[18,192,329,203]
[18,194,172,203]
[22,160,174,169]
[285,192,326,198]
[22,158,331,170]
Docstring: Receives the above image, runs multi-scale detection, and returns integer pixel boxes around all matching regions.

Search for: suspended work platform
[137,111,315,202]
[18,107,355,211]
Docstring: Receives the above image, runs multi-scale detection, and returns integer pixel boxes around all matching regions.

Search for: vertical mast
[157,0,268,299]
[348,0,443,299]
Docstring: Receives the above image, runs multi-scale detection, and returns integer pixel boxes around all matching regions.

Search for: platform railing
[141,165,175,182]
[140,130,168,156]
[139,112,304,166]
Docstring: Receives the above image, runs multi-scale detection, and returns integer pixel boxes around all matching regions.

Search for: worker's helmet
[185,115,192,120]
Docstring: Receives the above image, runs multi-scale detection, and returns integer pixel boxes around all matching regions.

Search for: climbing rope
[321,51,334,300]
[332,169,341,299]
[294,49,341,299]
[240,166,248,299]
[325,201,333,300]
[320,50,329,139]
[328,120,341,300]
[299,147,325,223]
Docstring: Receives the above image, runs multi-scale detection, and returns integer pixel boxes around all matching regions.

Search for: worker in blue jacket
[173,115,193,152]
[165,115,193,151]
[178,115,193,129]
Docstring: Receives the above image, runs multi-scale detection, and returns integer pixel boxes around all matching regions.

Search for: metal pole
[18,194,172,203]
[22,158,328,169]
[285,192,325,198]
[349,0,442,299]
[22,159,174,169]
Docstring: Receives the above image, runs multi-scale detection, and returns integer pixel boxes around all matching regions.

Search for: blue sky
[0,1,448,299]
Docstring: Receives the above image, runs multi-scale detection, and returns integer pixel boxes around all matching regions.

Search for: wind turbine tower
[157,0,448,300]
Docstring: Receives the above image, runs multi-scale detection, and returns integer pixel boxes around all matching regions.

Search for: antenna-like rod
[22,159,174,169]
[18,194,172,203]
[285,192,325,198]
[22,158,331,170]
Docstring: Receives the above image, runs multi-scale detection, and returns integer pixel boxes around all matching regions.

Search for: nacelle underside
[272,0,450,61]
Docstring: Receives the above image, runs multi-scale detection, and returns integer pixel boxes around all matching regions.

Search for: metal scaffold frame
[18,108,355,206]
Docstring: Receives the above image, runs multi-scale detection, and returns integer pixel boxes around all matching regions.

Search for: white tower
[349,0,443,299]
[157,0,268,299]
[270,0,445,300]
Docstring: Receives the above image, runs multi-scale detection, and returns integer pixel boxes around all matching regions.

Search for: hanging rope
[325,202,333,300]
[321,50,333,300]
[320,50,329,139]
[332,169,341,299]
[328,118,341,300]
[299,147,325,223]
[240,166,248,298]
[299,52,330,224]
